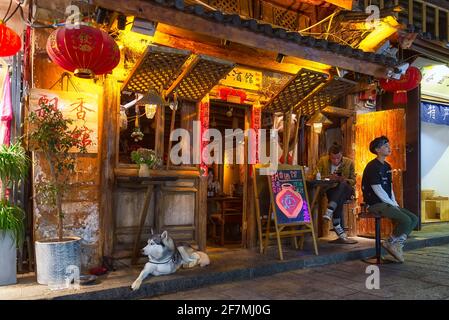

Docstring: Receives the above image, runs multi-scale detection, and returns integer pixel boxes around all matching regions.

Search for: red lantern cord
[0,23,21,57]
[46,24,120,79]
[380,66,422,105]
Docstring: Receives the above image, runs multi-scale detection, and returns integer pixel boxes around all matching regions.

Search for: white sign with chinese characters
[220,67,263,91]
[412,57,449,101]
[29,88,99,153]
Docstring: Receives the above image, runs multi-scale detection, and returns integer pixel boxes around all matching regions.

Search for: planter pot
[0,230,16,286]
[138,164,150,177]
[35,237,81,285]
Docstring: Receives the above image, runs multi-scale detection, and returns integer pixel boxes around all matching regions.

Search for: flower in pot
[0,142,29,286]
[131,148,162,177]
[27,99,93,285]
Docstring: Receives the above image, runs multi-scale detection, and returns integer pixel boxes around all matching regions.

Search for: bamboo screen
[355,109,406,237]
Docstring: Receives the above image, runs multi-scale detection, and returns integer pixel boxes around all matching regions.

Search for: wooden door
[355,109,406,238]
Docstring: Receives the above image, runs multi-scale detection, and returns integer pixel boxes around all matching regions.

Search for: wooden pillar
[155,105,165,164]
[99,76,120,258]
[404,86,422,229]
[198,176,207,251]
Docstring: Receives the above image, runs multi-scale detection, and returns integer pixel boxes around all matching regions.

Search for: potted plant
[27,99,92,285]
[131,148,162,177]
[0,142,29,286]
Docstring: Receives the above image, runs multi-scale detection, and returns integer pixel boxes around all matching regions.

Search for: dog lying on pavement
[131,230,210,291]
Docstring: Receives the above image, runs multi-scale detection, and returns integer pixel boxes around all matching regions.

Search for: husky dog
[131,230,210,291]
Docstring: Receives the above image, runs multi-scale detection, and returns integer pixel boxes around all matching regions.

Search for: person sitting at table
[362,136,418,262]
[312,142,356,241]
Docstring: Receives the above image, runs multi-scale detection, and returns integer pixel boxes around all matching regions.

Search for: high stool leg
[362,215,395,264]
[375,216,381,264]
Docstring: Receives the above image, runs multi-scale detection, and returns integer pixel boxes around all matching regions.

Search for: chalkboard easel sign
[253,164,319,260]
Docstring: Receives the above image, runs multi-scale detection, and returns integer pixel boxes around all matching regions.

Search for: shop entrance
[206,101,248,248]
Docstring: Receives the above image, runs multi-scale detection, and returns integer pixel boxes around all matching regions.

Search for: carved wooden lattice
[298,77,357,115]
[273,5,298,31]
[207,0,240,14]
[264,69,328,113]
[172,55,235,102]
[122,46,191,94]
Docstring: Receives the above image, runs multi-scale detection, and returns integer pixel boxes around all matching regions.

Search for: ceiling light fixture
[131,18,157,36]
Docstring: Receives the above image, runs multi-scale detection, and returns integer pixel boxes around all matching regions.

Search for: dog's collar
[148,253,176,265]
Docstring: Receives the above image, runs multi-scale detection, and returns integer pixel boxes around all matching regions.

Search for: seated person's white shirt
[371,184,400,207]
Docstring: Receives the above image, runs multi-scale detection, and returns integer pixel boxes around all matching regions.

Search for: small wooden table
[207,196,243,246]
[116,176,178,265]
[306,180,338,236]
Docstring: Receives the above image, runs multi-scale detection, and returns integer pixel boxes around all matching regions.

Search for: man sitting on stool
[362,136,418,262]
[313,143,356,242]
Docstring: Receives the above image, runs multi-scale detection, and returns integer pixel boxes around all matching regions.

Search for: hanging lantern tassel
[380,67,422,106]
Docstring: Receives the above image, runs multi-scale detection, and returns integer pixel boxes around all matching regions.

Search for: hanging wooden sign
[220,67,262,91]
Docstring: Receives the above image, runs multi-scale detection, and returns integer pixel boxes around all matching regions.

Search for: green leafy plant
[28,99,92,241]
[0,142,29,247]
[131,148,162,169]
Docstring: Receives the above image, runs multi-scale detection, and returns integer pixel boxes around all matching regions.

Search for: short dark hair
[328,142,343,155]
[369,136,389,154]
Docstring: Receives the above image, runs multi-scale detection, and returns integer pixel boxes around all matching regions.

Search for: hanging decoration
[379,66,422,105]
[218,87,247,104]
[145,104,157,119]
[0,23,21,57]
[46,24,120,79]
[131,105,144,142]
[119,107,128,130]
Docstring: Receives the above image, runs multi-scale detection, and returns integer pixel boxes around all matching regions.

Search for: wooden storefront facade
[26,0,424,269]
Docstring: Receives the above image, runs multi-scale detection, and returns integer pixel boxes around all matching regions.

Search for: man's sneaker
[382,240,404,262]
[323,210,333,221]
[334,224,348,240]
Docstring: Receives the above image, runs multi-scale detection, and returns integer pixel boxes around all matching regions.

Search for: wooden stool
[358,203,394,264]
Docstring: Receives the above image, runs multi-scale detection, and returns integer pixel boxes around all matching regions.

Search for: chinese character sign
[199,94,210,176]
[421,102,449,127]
[220,67,262,91]
[270,169,311,225]
[30,89,99,153]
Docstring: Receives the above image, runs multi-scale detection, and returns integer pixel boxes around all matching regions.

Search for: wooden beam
[322,106,355,117]
[422,2,427,33]
[93,0,391,78]
[435,8,440,39]
[151,29,301,75]
[409,0,414,25]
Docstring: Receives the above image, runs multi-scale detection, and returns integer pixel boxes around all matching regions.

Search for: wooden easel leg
[132,185,154,265]
[310,224,319,255]
[257,213,264,254]
[275,226,283,261]
[263,212,272,254]
[299,234,305,250]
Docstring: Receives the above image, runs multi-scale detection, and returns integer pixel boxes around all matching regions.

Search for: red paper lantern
[0,23,21,57]
[380,66,422,105]
[46,24,120,79]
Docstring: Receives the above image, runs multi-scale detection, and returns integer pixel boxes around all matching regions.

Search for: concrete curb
[50,235,449,300]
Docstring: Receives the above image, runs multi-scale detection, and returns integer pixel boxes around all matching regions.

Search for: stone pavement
[2,223,449,300]
[148,244,449,300]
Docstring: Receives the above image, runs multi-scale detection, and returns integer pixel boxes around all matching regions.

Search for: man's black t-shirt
[362,159,392,206]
